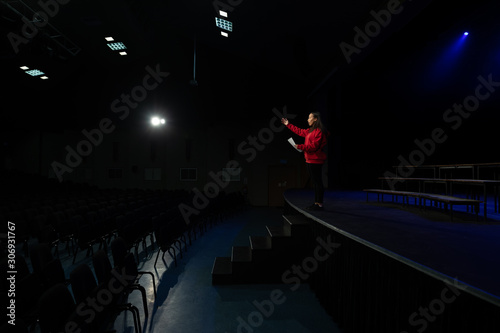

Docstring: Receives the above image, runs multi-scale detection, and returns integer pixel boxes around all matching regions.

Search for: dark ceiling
[1,0,498,130]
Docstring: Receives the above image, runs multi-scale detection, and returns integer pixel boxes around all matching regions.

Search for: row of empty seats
[1,170,245,332]
[1,238,155,332]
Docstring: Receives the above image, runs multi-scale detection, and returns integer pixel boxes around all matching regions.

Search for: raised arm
[282,118,309,137]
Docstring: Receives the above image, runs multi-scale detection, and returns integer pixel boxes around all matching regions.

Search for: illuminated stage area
[283,189,500,333]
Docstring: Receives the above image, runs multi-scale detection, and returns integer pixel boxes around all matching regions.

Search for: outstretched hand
[281,118,289,126]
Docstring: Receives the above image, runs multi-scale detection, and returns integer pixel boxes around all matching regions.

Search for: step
[283,214,310,227]
[249,235,272,250]
[266,225,291,238]
[232,246,252,262]
[283,215,311,239]
[249,235,272,269]
[266,225,292,250]
[231,246,253,283]
[211,257,232,285]
[245,235,278,283]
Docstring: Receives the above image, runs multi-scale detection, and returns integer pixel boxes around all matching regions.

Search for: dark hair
[309,112,326,133]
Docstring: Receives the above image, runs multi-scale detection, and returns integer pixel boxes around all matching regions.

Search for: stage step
[232,246,252,262]
[249,235,272,250]
[266,225,291,237]
[283,214,310,230]
[211,256,232,285]
[212,215,314,285]
[231,246,253,283]
[266,225,292,250]
[283,214,311,243]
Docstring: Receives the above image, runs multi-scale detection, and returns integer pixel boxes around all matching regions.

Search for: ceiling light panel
[25,69,45,76]
[107,42,127,50]
[215,17,233,32]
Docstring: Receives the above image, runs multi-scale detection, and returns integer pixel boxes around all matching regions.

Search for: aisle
[116,206,342,333]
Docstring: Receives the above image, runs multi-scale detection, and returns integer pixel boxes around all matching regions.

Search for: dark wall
[320,0,500,190]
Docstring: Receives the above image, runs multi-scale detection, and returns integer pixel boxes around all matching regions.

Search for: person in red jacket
[282,112,328,210]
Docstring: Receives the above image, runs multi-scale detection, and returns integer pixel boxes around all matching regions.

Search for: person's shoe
[309,204,323,211]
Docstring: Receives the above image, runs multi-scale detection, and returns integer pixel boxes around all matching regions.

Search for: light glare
[219,10,228,17]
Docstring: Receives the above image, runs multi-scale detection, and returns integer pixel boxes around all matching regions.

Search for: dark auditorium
[2,0,500,332]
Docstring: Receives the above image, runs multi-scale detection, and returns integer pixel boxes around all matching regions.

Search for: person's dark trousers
[307,163,324,204]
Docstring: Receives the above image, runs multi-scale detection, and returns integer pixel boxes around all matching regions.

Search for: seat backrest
[29,243,53,274]
[69,264,98,305]
[37,283,76,333]
[64,207,76,219]
[92,250,113,285]
[16,255,30,280]
[51,211,67,226]
[110,237,128,268]
[124,252,139,276]
[0,319,29,333]
[34,214,48,229]
[71,214,87,227]
[17,273,44,318]
[151,215,160,231]
[158,224,175,249]
[85,211,98,225]
[43,257,67,287]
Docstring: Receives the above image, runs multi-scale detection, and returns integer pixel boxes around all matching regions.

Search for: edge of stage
[283,189,500,307]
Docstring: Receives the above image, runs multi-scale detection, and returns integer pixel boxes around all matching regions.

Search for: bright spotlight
[151,117,160,126]
[463,32,469,36]
[151,116,166,126]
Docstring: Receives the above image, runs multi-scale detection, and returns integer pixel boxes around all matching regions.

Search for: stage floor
[284,189,500,305]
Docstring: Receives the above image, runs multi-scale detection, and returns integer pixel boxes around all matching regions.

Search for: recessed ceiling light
[40,76,49,80]
[107,42,127,50]
[221,31,229,37]
[25,69,44,76]
[119,51,127,56]
[20,66,29,70]
[215,17,233,32]
[219,10,228,18]
[105,36,114,41]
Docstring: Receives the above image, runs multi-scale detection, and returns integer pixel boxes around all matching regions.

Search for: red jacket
[287,123,328,164]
